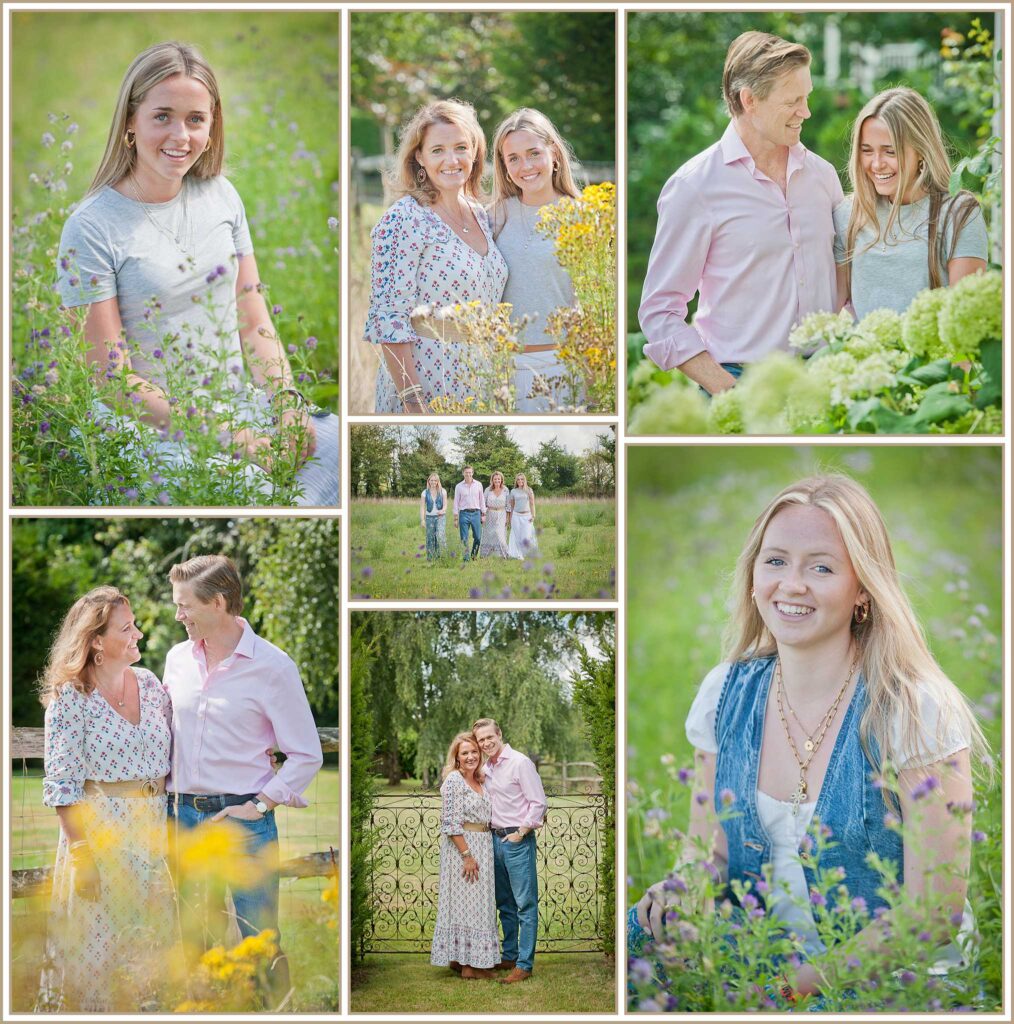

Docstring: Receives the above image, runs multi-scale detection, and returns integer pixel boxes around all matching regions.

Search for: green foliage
[454,425,528,487]
[350,11,615,161]
[531,438,582,493]
[350,625,378,965]
[571,618,616,956]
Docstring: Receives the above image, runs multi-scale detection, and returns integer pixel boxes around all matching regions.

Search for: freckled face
[95,603,143,666]
[128,75,213,195]
[752,505,867,652]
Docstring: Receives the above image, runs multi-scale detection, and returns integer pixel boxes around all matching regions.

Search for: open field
[349,498,616,600]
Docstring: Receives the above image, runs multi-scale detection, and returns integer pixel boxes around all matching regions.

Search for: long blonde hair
[843,87,980,291]
[490,107,580,232]
[487,470,506,493]
[513,473,535,506]
[722,474,990,778]
[38,586,131,706]
[441,732,485,783]
[88,41,224,197]
[388,100,486,206]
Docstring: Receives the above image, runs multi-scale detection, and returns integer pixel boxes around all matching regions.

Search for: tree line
[350,424,616,499]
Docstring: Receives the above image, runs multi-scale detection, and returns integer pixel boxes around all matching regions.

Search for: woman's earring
[917,159,926,175]
[94,649,105,666]
[124,129,135,149]
[854,603,869,624]
[750,588,756,601]
[417,167,427,185]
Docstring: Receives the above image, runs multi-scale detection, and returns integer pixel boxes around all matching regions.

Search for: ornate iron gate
[365,792,605,955]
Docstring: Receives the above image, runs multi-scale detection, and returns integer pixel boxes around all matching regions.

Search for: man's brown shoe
[461,966,496,980]
[498,967,532,984]
[449,961,463,974]
[493,959,516,971]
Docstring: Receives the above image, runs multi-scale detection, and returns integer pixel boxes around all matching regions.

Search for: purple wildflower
[57,448,69,460]
[918,930,933,942]
[157,490,171,505]
[662,875,687,894]
[305,336,318,349]
[272,304,283,315]
[469,588,482,598]
[124,487,138,500]
[694,791,709,806]
[910,775,940,801]
[719,788,736,807]
[809,890,826,908]
[543,563,554,575]
[327,216,338,230]
[677,767,693,785]
[41,131,55,147]
[899,970,916,986]
[972,830,987,843]
[39,421,50,434]
[846,955,861,969]
[360,567,373,579]
[851,896,868,913]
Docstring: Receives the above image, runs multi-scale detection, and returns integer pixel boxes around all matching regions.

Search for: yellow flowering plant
[536,181,617,412]
[176,928,280,1012]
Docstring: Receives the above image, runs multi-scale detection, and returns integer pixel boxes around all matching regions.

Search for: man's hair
[168,555,243,615]
[723,31,811,118]
[472,717,501,735]
[463,465,474,473]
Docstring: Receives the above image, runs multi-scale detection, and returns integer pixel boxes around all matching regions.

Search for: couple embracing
[38,555,323,1012]
[640,30,988,395]
[430,720,547,985]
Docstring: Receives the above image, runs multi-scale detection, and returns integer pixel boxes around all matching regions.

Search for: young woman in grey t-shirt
[56,42,338,506]
[833,87,988,322]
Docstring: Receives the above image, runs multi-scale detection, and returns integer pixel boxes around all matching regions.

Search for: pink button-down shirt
[639,121,843,368]
[453,479,486,514]
[164,618,323,807]
[484,743,547,830]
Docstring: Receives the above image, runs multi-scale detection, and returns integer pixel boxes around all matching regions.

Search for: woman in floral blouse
[38,586,174,1012]
[365,99,508,413]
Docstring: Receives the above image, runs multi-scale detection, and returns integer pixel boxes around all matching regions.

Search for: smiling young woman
[630,473,992,1004]
[55,41,339,507]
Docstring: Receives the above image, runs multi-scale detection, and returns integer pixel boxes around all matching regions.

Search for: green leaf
[909,383,973,429]
[905,359,955,386]
[845,397,884,431]
[975,337,1003,409]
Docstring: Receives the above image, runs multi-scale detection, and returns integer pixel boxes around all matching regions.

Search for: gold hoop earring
[124,129,135,149]
[854,603,869,624]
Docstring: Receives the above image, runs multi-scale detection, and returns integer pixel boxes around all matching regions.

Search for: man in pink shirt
[164,555,324,1003]
[473,717,547,984]
[638,31,843,395]
[453,466,486,562]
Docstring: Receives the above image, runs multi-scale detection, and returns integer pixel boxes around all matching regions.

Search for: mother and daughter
[365,100,583,413]
[639,31,988,395]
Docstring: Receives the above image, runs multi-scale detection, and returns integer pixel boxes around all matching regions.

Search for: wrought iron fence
[365,792,605,956]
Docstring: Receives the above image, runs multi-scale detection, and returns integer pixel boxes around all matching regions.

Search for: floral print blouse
[42,668,173,807]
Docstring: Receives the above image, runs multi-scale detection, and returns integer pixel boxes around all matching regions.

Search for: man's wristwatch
[253,799,269,815]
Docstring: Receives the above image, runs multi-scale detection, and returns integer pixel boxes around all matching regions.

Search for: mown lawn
[349,498,616,600]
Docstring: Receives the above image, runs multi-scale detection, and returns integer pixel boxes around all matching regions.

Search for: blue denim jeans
[458,509,481,561]
[494,831,538,972]
[699,362,744,398]
[169,799,281,943]
[425,515,443,560]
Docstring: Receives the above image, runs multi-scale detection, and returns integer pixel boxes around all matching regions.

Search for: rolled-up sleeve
[518,758,547,829]
[364,198,424,346]
[260,659,324,808]
[43,684,87,807]
[638,172,713,368]
[440,774,465,836]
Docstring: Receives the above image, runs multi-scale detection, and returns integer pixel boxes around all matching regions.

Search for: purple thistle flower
[360,567,373,579]
[186,406,197,419]
[628,957,653,981]
[288,343,297,354]
[741,892,758,910]
[153,348,163,360]
[305,336,318,349]
[950,910,965,927]
[124,487,138,500]
[972,830,987,843]
[719,788,736,807]
[57,448,69,460]
[39,421,50,434]
[694,791,709,806]
[918,930,933,942]
[543,563,554,575]
[662,874,687,894]
[809,890,826,908]
[851,896,868,913]
[899,970,916,985]
[755,879,770,894]
[846,955,861,969]
[172,430,185,442]
[910,775,940,801]
[272,304,283,315]
[677,767,693,785]
[469,588,481,598]
[69,275,79,286]
[157,490,171,505]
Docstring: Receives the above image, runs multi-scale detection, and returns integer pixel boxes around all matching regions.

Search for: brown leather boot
[498,967,532,984]
[461,965,496,980]
[493,959,516,971]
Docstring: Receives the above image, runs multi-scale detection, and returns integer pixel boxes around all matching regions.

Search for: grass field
[10,767,339,1012]
[351,952,616,1014]
[625,444,1003,886]
[349,498,616,600]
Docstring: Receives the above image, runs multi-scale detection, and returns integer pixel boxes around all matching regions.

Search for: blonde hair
[843,87,981,291]
[723,31,811,118]
[472,717,501,735]
[487,470,506,492]
[441,732,485,782]
[426,472,443,491]
[168,555,243,615]
[490,107,580,233]
[38,586,131,706]
[88,41,224,196]
[389,100,486,206]
[513,473,535,506]
[722,474,991,782]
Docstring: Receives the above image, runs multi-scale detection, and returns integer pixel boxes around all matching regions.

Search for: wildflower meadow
[625,445,1003,1013]
[9,12,339,505]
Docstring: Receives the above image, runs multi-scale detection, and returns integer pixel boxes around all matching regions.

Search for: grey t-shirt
[493,195,575,347]
[833,193,987,320]
[56,175,254,388]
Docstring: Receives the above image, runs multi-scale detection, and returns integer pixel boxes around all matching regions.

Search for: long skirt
[508,513,538,559]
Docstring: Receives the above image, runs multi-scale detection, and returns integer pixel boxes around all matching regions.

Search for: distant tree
[579,431,616,496]
[350,424,398,496]
[453,425,527,486]
[395,426,457,497]
[350,623,378,964]
[531,438,582,494]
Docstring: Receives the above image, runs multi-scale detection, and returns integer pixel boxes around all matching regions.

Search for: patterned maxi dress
[365,196,509,412]
[38,669,175,1012]
[430,771,499,969]
[480,488,510,558]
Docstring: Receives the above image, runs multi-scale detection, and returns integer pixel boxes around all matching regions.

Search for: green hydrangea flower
[628,383,711,435]
[707,387,744,434]
[938,269,1003,360]
[806,351,859,407]
[788,309,855,354]
[901,288,948,359]
[737,353,807,433]
[848,308,903,359]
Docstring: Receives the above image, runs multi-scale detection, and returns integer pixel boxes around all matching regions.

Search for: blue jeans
[425,515,443,559]
[494,831,538,972]
[458,509,481,561]
[699,362,744,398]
[169,799,281,943]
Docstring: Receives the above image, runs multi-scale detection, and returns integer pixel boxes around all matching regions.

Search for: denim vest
[713,656,903,922]
[424,489,444,513]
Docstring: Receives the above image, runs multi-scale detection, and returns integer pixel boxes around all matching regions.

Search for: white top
[686,662,974,960]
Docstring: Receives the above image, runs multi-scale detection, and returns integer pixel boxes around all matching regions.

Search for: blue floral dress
[38,669,174,1012]
[365,196,509,412]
